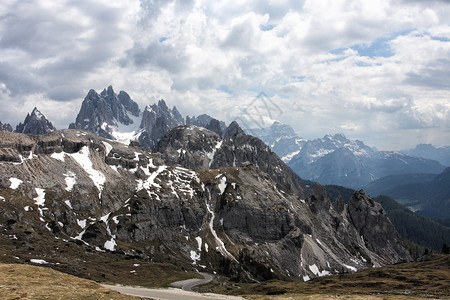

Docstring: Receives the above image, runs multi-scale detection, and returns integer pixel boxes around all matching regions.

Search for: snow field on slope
[68,146,105,197]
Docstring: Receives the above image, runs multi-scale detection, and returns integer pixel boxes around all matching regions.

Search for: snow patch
[104,238,117,251]
[64,171,77,192]
[51,152,65,162]
[207,140,223,167]
[30,259,48,264]
[206,195,237,263]
[190,250,200,264]
[68,146,105,197]
[281,150,300,163]
[195,236,202,251]
[218,176,227,195]
[309,264,330,277]
[343,264,357,272]
[64,200,72,209]
[9,178,23,189]
[34,188,46,206]
[102,141,113,156]
[77,219,87,229]
[303,275,310,282]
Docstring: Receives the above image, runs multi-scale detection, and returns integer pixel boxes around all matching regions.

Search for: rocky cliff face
[69,86,141,143]
[138,100,184,149]
[69,87,188,149]
[0,128,410,282]
[0,121,13,132]
[15,107,56,135]
[186,114,227,136]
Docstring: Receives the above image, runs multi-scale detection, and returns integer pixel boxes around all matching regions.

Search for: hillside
[364,168,450,227]
[0,262,136,299]
[198,254,450,299]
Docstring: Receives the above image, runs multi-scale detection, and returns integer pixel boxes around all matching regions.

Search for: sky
[1,0,450,150]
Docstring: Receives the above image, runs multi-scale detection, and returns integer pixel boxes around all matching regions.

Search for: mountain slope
[364,168,450,227]
[0,128,410,282]
[15,107,56,135]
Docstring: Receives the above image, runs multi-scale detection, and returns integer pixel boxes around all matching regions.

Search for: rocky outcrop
[223,121,245,138]
[348,190,408,262]
[0,121,13,132]
[138,100,184,149]
[186,114,226,134]
[155,125,222,170]
[69,86,141,141]
[15,107,56,135]
[156,125,308,198]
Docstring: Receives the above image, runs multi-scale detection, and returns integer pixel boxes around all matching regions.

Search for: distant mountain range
[249,122,447,189]
[403,144,450,167]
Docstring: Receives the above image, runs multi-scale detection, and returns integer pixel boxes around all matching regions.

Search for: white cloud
[0,0,449,149]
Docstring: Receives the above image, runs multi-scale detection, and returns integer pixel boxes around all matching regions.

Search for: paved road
[102,273,244,300]
[101,284,243,300]
[170,272,214,291]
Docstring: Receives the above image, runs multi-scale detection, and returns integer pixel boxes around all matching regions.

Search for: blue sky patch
[260,24,276,31]
[217,85,233,94]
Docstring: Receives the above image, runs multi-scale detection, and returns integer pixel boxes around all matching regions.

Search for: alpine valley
[0,86,448,295]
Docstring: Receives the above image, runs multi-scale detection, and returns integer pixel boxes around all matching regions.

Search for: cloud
[0,0,450,150]
[0,0,138,99]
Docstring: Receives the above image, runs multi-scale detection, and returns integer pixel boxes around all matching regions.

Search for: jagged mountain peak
[0,121,13,132]
[223,121,245,138]
[15,107,56,135]
[69,86,142,144]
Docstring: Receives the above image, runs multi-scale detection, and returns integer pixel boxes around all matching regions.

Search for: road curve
[170,272,214,291]
[101,283,244,300]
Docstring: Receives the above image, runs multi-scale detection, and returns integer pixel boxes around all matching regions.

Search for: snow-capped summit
[247,121,306,162]
[287,134,444,189]
[15,107,56,134]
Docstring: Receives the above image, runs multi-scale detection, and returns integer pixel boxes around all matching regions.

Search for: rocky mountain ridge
[69,86,228,150]
[0,127,410,282]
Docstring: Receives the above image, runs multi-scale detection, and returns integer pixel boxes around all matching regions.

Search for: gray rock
[0,121,13,132]
[15,107,56,135]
